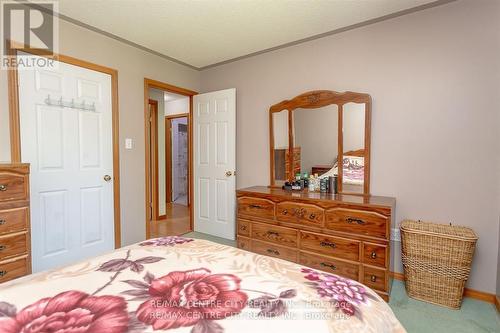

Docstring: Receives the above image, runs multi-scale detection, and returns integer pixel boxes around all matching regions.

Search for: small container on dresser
[0,163,31,283]
[236,186,396,301]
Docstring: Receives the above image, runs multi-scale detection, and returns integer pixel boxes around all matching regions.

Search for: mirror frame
[269,90,372,195]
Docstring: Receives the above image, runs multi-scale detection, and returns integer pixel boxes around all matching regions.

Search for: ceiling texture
[55,0,449,70]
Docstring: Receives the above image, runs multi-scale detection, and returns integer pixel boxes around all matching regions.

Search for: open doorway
[144,79,196,239]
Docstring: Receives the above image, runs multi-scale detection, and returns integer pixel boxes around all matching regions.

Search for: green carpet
[184,232,500,332]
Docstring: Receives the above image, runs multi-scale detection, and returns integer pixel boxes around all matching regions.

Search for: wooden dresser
[237,186,395,300]
[0,164,31,283]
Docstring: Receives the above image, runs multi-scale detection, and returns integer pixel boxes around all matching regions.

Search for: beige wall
[165,98,189,116]
[200,0,500,293]
[0,19,200,246]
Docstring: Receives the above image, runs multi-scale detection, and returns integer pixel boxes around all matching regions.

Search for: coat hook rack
[44,94,96,112]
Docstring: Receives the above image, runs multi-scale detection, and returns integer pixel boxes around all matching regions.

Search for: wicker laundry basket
[400,220,478,309]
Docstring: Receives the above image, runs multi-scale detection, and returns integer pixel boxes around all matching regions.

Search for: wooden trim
[148,99,160,221]
[390,271,497,304]
[363,99,372,195]
[287,110,294,180]
[390,271,405,281]
[7,44,122,248]
[269,109,275,186]
[338,104,343,193]
[165,113,190,205]
[268,90,371,195]
[145,78,197,96]
[463,288,497,304]
[495,295,500,313]
[144,79,197,239]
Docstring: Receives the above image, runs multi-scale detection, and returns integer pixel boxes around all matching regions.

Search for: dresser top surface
[237,186,395,208]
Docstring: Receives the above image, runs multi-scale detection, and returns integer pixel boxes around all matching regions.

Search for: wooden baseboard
[390,271,497,305]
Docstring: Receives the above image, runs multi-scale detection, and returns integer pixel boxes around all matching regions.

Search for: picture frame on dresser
[0,163,31,283]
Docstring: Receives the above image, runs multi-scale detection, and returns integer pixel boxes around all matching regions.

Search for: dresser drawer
[363,266,387,292]
[0,207,29,235]
[325,208,388,239]
[276,202,324,227]
[252,239,297,262]
[0,172,28,202]
[251,222,297,247]
[237,236,251,251]
[299,251,359,280]
[363,243,387,268]
[237,197,275,219]
[237,219,250,237]
[300,231,360,261]
[0,233,28,260]
[0,256,29,283]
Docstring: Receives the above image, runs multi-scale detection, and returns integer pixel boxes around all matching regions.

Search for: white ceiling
[57,0,439,69]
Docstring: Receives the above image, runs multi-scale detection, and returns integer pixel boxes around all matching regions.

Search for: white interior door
[194,89,236,240]
[18,53,115,272]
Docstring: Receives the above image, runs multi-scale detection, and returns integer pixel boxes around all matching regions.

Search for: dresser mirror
[269,90,371,194]
[272,110,289,183]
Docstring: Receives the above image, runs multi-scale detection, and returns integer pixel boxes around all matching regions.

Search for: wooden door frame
[165,113,190,206]
[144,78,197,239]
[147,99,164,221]
[6,41,122,248]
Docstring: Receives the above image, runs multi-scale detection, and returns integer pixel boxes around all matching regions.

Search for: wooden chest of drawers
[0,164,31,284]
[237,186,395,301]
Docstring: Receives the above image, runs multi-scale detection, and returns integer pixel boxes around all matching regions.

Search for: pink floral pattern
[0,240,405,333]
[0,291,129,333]
[139,236,194,247]
[136,268,248,331]
[302,268,377,316]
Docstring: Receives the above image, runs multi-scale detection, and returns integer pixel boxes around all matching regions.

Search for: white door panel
[194,89,236,240]
[18,53,114,272]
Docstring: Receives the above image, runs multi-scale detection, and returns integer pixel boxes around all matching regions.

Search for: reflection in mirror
[342,102,366,193]
[272,110,289,183]
[293,105,338,176]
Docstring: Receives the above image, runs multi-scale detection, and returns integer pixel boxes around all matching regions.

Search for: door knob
[0,184,6,191]
[103,175,112,182]
[225,171,232,177]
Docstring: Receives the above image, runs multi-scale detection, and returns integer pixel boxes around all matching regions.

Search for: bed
[342,149,365,186]
[0,236,405,333]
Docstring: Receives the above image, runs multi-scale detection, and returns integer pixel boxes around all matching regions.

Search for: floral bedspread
[0,237,405,333]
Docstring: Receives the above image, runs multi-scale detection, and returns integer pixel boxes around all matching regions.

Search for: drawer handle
[320,241,336,248]
[0,219,5,225]
[346,217,365,225]
[267,248,280,255]
[0,184,6,192]
[293,208,305,217]
[282,209,288,215]
[320,262,336,271]
[0,245,5,251]
[309,213,316,219]
[240,225,247,231]
[267,231,279,237]
[370,252,377,259]
[249,204,262,209]
[0,270,7,277]
[370,275,377,283]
